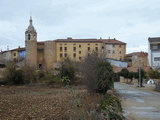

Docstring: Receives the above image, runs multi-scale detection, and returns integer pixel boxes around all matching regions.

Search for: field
[0,85,102,120]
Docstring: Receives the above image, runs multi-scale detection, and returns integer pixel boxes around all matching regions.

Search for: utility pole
[138,59,143,87]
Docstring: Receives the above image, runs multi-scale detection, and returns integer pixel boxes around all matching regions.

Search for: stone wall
[155,81,160,91]
[44,41,56,70]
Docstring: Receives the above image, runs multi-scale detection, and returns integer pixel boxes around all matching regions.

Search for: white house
[148,37,160,69]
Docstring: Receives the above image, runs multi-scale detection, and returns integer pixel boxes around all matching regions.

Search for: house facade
[0,47,25,66]
[126,52,149,67]
[148,37,160,69]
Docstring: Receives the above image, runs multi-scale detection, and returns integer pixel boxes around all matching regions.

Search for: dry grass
[0,85,104,120]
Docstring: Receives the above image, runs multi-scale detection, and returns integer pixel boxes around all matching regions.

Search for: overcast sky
[0,0,160,53]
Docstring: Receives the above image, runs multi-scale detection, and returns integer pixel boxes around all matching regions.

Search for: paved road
[114,82,160,120]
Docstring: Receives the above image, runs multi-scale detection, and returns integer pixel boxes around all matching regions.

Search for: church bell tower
[25,16,37,69]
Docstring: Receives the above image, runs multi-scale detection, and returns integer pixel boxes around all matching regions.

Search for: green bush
[12,69,26,85]
[147,69,160,79]
[2,63,28,85]
[44,73,61,85]
[37,70,45,79]
[95,61,114,94]
[59,58,77,84]
[99,95,124,119]
[118,68,129,79]
[21,65,37,84]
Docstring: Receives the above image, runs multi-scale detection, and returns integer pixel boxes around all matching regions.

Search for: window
[60,44,62,45]
[113,45,115,47]
[95,47,98,51]
[95,44,98,45]
[79,57,81,60]
[119,45,121,48]
[79,45,81,48]
[73,47,76,51]
[28,34,31,40]
[119,51,121,54]
[152,45,158,50]
[113,51,115,53]
[60,53,63,57]
[108,50,110,53]
[73,53,76,58]
[73,44,76,45]
[79,51,81,54]
[64,53,67,57]
[38,64,42,70]
[60,47,62,51]
[64,44,67,45]
[64,47,67,51]
[154,57,160,61]
[14,53,16,56]
[88,47,90,51]
[88,44,90,45]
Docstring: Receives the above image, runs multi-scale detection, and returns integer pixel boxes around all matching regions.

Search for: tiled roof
[54,37,126,44]
[11,47,25,51]
[126,52,148,57]
[114,66,151,73]
[55,38,102,42]
[148,37,160,43]
[100,39,126,45]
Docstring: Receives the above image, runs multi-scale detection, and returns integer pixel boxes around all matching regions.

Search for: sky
[0,0,160,53]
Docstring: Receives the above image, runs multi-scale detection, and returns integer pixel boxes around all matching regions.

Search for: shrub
[2,63,27,85]
[21,65,37,84]
[118,68,129,79]
[95,61,114,94]
[80,52,114,94]
[59,58,77,84]
[37,70,45,79]
[99,95,124,119]
[147,69,160,79]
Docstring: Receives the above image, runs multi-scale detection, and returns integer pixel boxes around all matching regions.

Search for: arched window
[28,34,31,40]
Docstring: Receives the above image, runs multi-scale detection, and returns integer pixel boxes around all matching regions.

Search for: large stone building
[148,37,160,69]
[25,17,126,70]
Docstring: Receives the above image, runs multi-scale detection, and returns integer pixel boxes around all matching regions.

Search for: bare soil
[0,85,90,120]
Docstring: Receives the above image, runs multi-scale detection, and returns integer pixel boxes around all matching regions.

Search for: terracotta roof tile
[100,39,126,44]
[126,52,148,57]
[54,38,126,44]
[113,66,151,73]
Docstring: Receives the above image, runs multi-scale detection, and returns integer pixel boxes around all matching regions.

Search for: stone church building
[25,17,126,70]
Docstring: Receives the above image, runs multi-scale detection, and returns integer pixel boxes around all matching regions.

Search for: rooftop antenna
[7,46,9,51]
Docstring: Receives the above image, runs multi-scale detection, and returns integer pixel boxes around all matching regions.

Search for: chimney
[18,46,20,49]
[67,37,72,40]
[7,46,9,51]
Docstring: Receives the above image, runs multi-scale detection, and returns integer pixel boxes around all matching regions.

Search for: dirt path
[114,82,160,120]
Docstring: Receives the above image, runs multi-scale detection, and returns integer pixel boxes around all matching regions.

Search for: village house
[126,52,149,67]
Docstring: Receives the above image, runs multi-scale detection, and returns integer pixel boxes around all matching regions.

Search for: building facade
[148,37,160,69]
[24,17,127,70]
[126,52,149,67]
[0,47,25,66]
